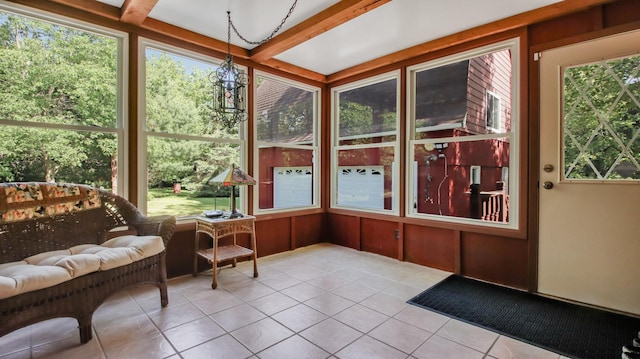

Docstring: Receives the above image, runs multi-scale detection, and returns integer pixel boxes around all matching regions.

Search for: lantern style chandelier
[211,1,298,129]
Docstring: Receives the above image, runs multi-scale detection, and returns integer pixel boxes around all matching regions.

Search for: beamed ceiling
[21,0,621,82]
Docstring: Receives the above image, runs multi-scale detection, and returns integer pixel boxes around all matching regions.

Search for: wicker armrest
[131,215,176,247]
[98,189,176,247]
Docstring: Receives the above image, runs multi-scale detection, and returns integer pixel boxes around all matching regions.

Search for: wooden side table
[193,215,258,289]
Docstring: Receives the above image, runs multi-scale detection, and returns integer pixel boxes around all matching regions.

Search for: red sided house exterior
[414,49,512,222]
[256,50,511,221]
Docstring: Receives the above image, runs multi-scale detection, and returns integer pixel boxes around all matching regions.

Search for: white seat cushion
[0,262,72,300]
[0,235,164,300]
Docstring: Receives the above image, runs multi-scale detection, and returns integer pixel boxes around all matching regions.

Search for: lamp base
[228,185,243,218]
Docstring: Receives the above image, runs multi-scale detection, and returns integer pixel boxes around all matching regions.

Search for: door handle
[542,181,553,190]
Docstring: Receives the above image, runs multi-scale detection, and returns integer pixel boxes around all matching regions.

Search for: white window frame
[253,71,321,214]
[470,165,481,185]
[486,90,502,132]
[0,2,129,197]
[331,71,401,215]
[502,166,509,194]
[406,38,520,230]
[138,38,248,217]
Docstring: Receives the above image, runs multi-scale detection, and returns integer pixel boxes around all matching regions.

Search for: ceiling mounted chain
[228,0,298,46]
[211,0,297,129]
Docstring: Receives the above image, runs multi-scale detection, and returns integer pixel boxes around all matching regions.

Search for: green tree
[0,13,117,187]
[563,56,640,179]
[144,52,239,191]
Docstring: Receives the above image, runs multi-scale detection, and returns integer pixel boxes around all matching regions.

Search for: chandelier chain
[228,0,298,46]
[226,11,232,56]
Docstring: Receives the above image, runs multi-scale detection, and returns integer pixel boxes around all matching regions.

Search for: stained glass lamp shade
[208,164,255,218]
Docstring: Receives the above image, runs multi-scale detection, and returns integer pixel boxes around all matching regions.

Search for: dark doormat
[408,275,640,359]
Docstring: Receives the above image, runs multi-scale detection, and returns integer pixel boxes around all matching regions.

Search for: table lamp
[208,164,256,218]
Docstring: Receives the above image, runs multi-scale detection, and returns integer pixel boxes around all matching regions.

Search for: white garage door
[337,166,384,210]
[273,167,313,208]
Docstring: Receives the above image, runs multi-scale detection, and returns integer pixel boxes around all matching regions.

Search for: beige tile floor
[0,243,569,359]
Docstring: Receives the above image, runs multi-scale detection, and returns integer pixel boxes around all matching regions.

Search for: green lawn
[147,188,234,217]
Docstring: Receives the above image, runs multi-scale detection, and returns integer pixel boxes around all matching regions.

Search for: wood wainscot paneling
[460,232,528,289]
[166,222,197,278]
[403,224,456,272]
[327,213,360,249]
[360,218,398,259]
[255,217,291,257]
[291,213,325,248]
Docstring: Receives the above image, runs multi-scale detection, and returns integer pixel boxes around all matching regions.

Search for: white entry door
[538,30,640,315]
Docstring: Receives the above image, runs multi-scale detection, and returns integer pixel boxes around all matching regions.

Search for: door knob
[542,181,553,190]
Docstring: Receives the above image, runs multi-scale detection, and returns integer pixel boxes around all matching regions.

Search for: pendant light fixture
[211,1,298,129]
[210,11,248,129]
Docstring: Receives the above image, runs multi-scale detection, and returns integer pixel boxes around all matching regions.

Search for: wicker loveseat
[0,182,176,343]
